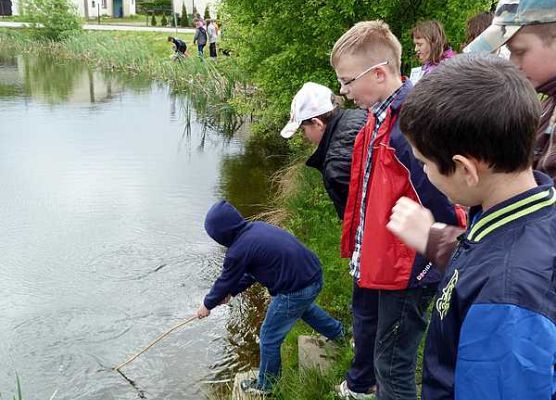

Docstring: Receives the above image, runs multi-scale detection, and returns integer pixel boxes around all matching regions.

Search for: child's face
[507,30,556,88]
[334,55,387,109]
[413,37,431,64]
[300,119,325,145]
[411,147,479,207]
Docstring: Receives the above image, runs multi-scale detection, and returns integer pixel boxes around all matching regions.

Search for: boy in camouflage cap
[465,0,556,180]
[386,0,556,271]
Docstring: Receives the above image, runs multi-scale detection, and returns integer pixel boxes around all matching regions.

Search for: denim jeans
[258,278,343,390]
[347,280,436,400]
[197,44,205,57]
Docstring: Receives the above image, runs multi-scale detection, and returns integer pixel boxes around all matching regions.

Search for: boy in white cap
[281,82,367,219]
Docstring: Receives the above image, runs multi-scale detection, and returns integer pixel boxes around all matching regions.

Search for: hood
[204,200,248,247]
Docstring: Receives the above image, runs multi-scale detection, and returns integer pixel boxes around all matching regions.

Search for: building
[7,0,136,17]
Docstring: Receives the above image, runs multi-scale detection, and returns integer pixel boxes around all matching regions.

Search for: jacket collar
[467,171,555,242]
[306,109,344,170]
[537,76,556,98]
[390,78,413,113]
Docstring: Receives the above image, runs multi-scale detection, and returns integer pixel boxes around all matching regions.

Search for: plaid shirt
[349,86,403,279]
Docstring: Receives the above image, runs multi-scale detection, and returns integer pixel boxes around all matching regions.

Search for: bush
[219,0,494,132]
[150,13,157,26]
[204,5,210,20]
[180,3,189,27]
[25,0,81,41]
[160,13,168,26]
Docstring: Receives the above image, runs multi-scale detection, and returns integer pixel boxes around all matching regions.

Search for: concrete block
[298,335,339,373]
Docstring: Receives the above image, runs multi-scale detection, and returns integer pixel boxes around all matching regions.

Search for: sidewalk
[0,21,195,34]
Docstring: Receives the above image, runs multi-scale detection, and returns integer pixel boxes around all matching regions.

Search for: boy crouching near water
[392,53,556,399]
[196,200,344,395]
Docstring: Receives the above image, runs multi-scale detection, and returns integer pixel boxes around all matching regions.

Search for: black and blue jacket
[203,201,322,310]
[422,171,556,400]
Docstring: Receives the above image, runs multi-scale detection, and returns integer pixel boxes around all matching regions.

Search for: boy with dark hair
[196,200,343,395]
[389,0,556,268]
[397,52,556,399]
[167,36,188,59]
[280,82,367,219]
[330,20,462,400]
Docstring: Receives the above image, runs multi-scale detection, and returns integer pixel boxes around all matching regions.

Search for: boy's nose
[339,84,349,95]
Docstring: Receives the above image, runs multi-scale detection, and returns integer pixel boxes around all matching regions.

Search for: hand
[197,304,211,319]
[219,294,232,305]
[387,197,435,254]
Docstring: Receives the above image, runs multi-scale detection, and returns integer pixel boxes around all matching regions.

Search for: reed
[0,29,250,133]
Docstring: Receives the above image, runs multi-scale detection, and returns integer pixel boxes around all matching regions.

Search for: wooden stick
[114,315,198,371]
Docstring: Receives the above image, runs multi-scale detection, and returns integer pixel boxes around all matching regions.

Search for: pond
[0,54,286,400]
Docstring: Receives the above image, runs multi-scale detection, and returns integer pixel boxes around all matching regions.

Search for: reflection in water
[219,135,289,217]
[0,53,288,399]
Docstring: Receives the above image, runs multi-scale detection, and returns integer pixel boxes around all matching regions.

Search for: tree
[150,12,157,26]
[220,0,493,131]
[161,13,168,26]
[204,4,210,19]
[25,0,81,41]
[180,3,189,27]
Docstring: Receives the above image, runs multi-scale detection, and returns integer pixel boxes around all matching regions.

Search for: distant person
[193,19,208,57]
[410,20,455,84]
[207,19,218,59]
[197,200,344,396]
[167,36,188,60]
[461,12,493,50]
[461,11,511,58]
[280,82,367,220]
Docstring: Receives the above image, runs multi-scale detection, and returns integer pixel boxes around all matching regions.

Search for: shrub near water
[25,0,81,41]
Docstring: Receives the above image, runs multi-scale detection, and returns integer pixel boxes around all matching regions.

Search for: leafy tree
[161,13,168,25]
[150,13,157,26]
[204,4,210,19]
[220,0,493,131]
[180,3,189,27]
[192,5,199,18]
[25,0,81,41]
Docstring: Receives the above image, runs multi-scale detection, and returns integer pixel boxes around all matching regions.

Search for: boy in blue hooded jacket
[197,200,343,395]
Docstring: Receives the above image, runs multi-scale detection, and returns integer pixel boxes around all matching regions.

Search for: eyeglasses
[337,61,389,87]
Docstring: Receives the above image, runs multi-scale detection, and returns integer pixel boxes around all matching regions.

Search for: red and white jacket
[341,81,466,290]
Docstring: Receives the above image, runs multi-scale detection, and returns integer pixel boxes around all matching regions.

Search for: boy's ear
[452,155,480,187]
[375,67,386,83]
[311,118,325,130]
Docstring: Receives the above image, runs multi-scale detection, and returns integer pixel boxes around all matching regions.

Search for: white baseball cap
[280,82,335,138]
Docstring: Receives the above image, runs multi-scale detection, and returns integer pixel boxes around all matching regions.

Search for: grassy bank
[261,161,354,399]
[0,28,248,134]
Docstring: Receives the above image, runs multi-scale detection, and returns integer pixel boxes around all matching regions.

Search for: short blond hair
[330,20,402,75]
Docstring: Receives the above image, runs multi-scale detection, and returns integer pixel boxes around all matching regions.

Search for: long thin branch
[113,315,198,371]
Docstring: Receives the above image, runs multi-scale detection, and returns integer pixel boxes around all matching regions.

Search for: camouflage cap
[464,0,556,53]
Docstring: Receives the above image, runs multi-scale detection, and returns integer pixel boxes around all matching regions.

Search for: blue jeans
[347,280,436,400]
[197,44,205,57]
[258,278,343,390]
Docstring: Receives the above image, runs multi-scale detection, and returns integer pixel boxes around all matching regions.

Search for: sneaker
[240,378,272,396]
[335,380,377,400]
